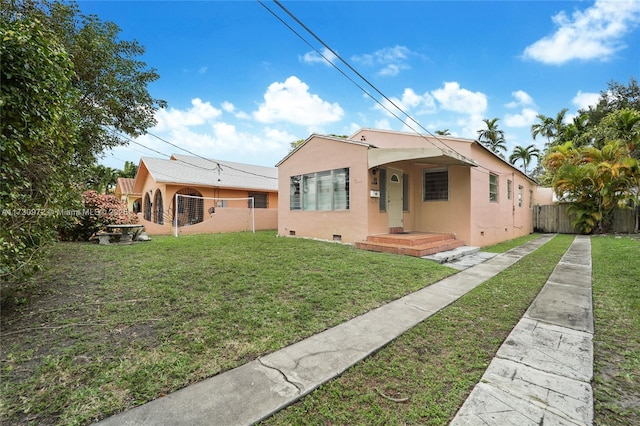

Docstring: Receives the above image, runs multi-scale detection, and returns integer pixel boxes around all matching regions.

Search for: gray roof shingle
[142,154,278,191]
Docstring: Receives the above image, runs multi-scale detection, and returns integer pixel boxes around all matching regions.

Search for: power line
[112,130,277,180]
[265,0,473,161]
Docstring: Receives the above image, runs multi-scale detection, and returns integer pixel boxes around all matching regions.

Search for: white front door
[387,168,403,229]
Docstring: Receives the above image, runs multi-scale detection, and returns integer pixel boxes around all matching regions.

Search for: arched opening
[153,190,164,224]
[132,198,142,214]
[173,188,204,226]
[144,193,151,221]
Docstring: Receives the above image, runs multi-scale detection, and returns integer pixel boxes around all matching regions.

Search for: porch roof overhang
[367,147,477,169]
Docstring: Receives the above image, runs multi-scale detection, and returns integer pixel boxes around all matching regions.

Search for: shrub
[59,190,139,241]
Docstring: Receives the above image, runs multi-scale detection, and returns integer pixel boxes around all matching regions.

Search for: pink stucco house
[277,128,550,255]
[133,154,278,235]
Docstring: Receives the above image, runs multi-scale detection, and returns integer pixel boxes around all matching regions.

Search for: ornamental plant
[59,190,139,241]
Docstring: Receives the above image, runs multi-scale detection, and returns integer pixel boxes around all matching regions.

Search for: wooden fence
[533,204,638,234]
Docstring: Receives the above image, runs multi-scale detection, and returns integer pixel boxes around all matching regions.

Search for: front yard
[1,232,638,425]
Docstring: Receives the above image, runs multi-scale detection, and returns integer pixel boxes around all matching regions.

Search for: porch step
[355,232,465,258]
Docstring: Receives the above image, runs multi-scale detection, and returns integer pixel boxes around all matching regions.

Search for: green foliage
[538,79,640,233]
[58,190,139,241]
[477,118,506,156]
[1,0,164,285]
[0,14,81,282]
[120,161,139,179]
[545,140,639,233]
[509,144,540,175]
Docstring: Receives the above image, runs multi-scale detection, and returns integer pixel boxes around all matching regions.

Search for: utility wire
[112,130,277,180]
[266,0,473,162]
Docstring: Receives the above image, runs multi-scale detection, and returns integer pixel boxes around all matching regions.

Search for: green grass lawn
[591,235,640,425]
[1,231,455,425]
[1,232,637,425]
[262,234,575,425]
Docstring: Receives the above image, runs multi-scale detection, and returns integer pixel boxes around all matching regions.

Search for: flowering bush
[59,190,139,241]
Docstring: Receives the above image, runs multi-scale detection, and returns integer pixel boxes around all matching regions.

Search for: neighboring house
[133,154,278,235]
[114,177,142,213]
[277,128,552,253]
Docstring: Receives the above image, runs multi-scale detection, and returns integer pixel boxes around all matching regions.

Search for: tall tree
[509,144,540,175]
[531,108,568,147]
[1,14,81,282]
[435,129,451,136]
[477,118,507,156]
[1,0,165,283]
[120,161,139,179]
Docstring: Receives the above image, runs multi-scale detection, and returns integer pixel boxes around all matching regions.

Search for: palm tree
[509,144,540,175]
[477,118,507,156]
[531,108,568,147]
[434,129,451,136]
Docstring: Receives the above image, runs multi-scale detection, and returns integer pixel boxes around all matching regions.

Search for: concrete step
[355,238,465,258]
[366,232,456,247]
[421,246,481,264]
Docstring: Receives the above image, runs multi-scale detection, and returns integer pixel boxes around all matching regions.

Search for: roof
[275,134,370,167]
[115,178,138,195]
[139,154,278,191]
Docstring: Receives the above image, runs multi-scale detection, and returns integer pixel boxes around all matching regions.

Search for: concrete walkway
[95,234,576,426]
[451,235,593,425]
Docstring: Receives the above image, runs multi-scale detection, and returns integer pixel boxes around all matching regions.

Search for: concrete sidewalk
[95,234,556,426]
[451,235,593,425]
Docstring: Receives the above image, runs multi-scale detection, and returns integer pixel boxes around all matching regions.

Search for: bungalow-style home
[132,154,278,235]
[114,177,142,213]
[277,128,552,255]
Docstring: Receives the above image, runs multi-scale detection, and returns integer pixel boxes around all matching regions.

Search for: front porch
[355,232,465,257]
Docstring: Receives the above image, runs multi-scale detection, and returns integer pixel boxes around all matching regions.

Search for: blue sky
[77,1,640,171]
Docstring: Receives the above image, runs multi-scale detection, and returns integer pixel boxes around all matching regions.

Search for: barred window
[424,168,448,201]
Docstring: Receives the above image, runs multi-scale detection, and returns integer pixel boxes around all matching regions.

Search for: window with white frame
[529,189,533,208]
[423,168,449,201]
[507,179,512,200]
[518,185,523,207]
[489,173,499,202]
[290,168,350,211]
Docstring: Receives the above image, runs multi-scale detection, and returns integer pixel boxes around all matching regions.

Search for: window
[153,190,164,224]
[529,190,533,208]
[379,168,387,212]
[403,173,409,212]
[518,185,523,207]
[424,168,448,201]
[489,173,499,202]
[333,168,349,210]
[144,193,151,221]
[290,168,350,211]
[290,176,301,210]
[248,192,268,209]
[302,174,316,210]
[507,180,512,200]
[175,188,203,226]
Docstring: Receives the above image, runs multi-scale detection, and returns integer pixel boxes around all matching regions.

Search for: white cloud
[352,45,415,77]
[431,82,487,116]
[253,76,344,126]
[154,98,222,131]
[523,0,640,64]
[572,90,600,110]
[300,47,338,66]
[376,88,437,118]
[504,108,538,127]
[375,118,392,130]
[221,101,235,113]
[506,90,535,108]
[198,67,208,74]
